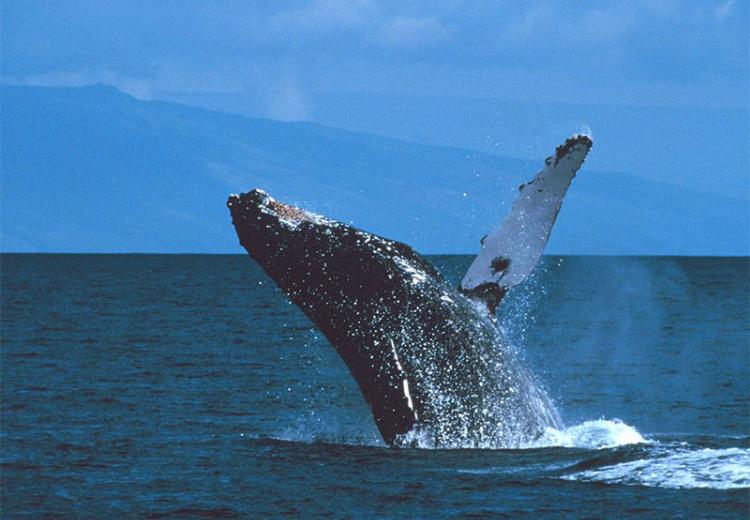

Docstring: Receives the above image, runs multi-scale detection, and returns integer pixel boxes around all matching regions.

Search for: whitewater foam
[392,419,646,450]
[523,419,648,449]
[565,447,750,490]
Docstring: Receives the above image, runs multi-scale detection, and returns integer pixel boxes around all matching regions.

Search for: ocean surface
[1,254,748,518]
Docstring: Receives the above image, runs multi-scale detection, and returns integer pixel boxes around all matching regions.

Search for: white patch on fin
[461,134,592,293]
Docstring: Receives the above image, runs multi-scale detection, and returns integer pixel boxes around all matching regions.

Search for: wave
[243,418,750,491]
[529,420,749,490]
[564,447,750,490]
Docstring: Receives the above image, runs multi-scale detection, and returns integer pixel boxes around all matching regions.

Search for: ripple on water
[564,447,750,490]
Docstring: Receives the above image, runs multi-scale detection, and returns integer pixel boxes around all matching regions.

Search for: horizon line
[1,252,748,259]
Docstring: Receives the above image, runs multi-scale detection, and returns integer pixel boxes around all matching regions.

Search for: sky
[2,1,749,198]
[3,1,746,108]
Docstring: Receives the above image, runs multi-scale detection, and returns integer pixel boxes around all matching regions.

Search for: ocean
[1,254,748,518]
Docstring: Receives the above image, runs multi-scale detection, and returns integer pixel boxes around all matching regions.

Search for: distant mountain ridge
[1,84,747,255]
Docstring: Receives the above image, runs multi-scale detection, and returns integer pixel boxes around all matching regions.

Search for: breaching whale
[228,134,592,447]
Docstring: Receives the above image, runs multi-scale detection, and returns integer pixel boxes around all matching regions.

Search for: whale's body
[228,135,592,447]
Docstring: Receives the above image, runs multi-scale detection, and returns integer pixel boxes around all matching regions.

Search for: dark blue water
[2,254,748,518]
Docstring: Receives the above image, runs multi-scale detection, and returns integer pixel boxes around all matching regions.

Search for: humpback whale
[228,135,592,447]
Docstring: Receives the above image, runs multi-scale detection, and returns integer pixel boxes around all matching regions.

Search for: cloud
[503,5,553,42]
[376,16,452,48]
[503,4,634,46]
[637,0,680,18]
[268,0,377,39]
[3,69,153,99]
[1,0,747,115]
[579,7,636,44]
[715,0,736,21]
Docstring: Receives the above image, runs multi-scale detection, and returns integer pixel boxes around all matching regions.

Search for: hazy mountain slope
[1,85,747,254]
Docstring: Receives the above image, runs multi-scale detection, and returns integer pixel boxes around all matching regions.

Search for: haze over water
[2,254,747,518]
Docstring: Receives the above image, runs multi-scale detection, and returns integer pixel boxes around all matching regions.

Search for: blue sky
[2,1,749,200]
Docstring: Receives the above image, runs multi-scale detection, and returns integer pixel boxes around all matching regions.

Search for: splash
[389,322,564,449]
[393,418,644,450]
[524,419,648,449]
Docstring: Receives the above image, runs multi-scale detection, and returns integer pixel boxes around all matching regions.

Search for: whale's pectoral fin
[459,134,593,314]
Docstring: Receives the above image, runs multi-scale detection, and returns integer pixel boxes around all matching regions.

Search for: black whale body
[228,189,560,447]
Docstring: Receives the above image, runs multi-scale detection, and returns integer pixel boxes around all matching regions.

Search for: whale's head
[227,188,439,300]
[227,189,332,268]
